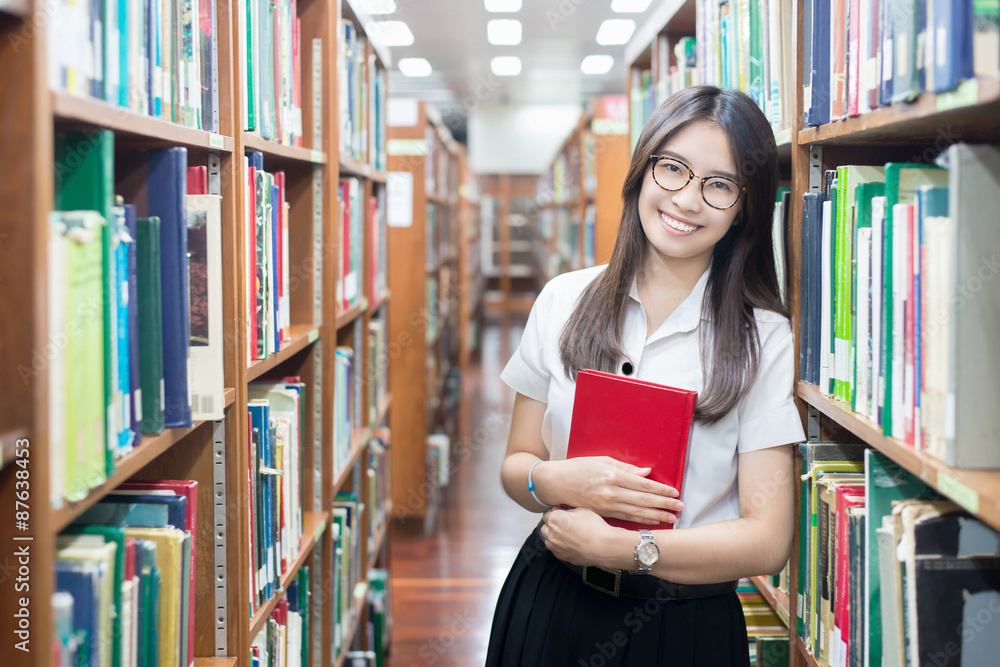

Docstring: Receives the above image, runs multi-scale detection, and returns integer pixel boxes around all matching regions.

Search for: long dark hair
[558,86,785,425]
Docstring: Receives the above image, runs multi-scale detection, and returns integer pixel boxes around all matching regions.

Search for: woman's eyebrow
[660,149,737,180]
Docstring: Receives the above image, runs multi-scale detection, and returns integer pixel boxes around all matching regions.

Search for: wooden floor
[386,319,539,666]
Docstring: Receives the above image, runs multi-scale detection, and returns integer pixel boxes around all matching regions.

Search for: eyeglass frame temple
[647,154,746,210]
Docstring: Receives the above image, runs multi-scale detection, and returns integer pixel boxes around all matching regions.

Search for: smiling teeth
[660,212,698,232]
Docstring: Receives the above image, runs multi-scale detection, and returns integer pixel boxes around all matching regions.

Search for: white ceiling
[367,0,659,138]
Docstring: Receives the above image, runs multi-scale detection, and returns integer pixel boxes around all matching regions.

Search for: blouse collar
[628,263,712,343]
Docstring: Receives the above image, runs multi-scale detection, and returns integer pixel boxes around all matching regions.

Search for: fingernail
[676,502,685,510]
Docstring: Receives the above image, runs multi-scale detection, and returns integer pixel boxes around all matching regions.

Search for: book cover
[136,216,165,435]
[566,369,696,531]
[186,194,225,419]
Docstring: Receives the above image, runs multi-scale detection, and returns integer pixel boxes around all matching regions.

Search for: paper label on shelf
[773,128,791,146]
[307,329,319,343]
[310,150,323,163]
[344,272,358,302]
[937,472,979,514]
[592,118,629,135]
[387,139,429,156]
[314,519,326,542]
[209,134,225,149]
[386,172,414,227]
[387,98,419,127]
[937,80,979,111]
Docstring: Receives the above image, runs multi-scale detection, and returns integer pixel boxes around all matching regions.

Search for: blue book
[879,0,895,105]
[56,562,100,667]
[148,148,192,428]
[113,202,132,453]
[249,401,273,600]
[809,0,831,126]
[84,492,187,530]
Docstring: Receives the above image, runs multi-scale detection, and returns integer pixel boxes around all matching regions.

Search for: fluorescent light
[487,19,522,45]
[596,19,636,45]
[485,0,521,11]
[491,56,521,76]
[581,55,614,75]
[360,0,396,14]
[611,0,652,12]
[398,58,432,77]
[370,20,414,47]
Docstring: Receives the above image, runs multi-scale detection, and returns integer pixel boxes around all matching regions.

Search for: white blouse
[500,265,806,530]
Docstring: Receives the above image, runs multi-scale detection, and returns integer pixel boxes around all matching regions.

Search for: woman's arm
[541,443,796,584]
[500,393,684,522]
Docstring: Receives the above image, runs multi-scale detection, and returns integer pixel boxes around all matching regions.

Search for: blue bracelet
[528,460,554,508]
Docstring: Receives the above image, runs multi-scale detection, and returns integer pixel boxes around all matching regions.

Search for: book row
[243,152,294,364]
[798,143,1000,468]
[48,132,224,507]
[339,18,387,170]
[49,0,220,132]
[804,0,1000,127]
[55,480,200,667]
[337,176,387,316]
[630,0,796,147]
[251,567,312,667]
[797,442,1000,667]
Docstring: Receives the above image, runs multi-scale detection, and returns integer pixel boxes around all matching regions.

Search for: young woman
[486,86,805,666]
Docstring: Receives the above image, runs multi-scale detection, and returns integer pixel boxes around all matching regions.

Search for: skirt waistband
[559,559,738,601]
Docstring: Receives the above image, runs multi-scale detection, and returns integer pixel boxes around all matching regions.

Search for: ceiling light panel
[485,0,521,11]
[371,20,414,47]
[487,19,522,45]
[611,0,652,12]
[360,0,397,14]
[595,19,636,45]
[491,56,522,76]
[398,58,432,77]
[581,55,614,75]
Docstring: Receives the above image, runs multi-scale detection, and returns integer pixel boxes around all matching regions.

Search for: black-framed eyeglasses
[648,155,745,210]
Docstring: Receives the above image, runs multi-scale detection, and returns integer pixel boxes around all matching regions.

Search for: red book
[834,485,865,663]
[187,166,208,195]
[248,165,259,360]
[903,204,915,445]
[369,195,379,300]
[566,369,697,531]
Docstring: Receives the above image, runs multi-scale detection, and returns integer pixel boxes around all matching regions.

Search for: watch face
[638,542,659,566]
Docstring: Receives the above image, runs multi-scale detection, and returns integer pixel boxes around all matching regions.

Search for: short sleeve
[500,284,554,403]
[736,319,806,454]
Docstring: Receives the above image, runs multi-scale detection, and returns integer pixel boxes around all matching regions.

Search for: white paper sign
[386,172,414,228]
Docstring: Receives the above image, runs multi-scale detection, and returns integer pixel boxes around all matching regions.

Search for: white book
[922,215,952,460]
[772,198,787,304]
[870,196,886,423]
[820,199,834,395]
[891,203,908,439]
[185,194,225,420]
[856,227,873,418]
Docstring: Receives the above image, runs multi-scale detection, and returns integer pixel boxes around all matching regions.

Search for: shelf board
[797,383,1000,531]
[243,133,325,164]
[334,582,370,667]
[797,77,1000,145]
[335,298,368,329]
[224,387,236,407]
[750,576,791,629]
[339,153,388,182]
[247,325,320,382]
[52,413,227,532]
[333,427,371,494]
[249,510,329,638]
[52,91,234,152]
[794,634,823,667]
[192,659,237,667]
[370,288,390,311]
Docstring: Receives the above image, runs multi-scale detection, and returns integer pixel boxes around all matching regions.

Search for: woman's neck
[638,251,710,295]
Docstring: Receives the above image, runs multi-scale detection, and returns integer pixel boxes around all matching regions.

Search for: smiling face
[637,121,742,273]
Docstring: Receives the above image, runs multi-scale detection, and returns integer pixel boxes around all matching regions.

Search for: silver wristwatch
[633,529,660,574]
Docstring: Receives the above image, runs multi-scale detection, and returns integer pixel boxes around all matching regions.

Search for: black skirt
[486,525,751,667]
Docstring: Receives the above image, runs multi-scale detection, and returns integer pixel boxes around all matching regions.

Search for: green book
[137,216,165,435]
[864,449,940,667]
[834,166,884,403]
[881,164,948,438]
[851,181,886,413]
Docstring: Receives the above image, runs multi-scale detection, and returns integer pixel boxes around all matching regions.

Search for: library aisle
[386,320,536,667]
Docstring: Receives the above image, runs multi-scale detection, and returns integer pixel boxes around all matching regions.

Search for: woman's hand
[535,456,683,526]
[540,507,623,567]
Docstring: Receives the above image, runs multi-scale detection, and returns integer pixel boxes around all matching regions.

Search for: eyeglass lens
[651,157,740,210]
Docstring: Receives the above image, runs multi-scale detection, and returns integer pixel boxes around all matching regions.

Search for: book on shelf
[803,0,1000,126]
[339,178,364,312]
[339,17,386,167]
[333,490,365,657]
[48,0,220,132]
[242,0,304,145]
[250,567,311,667]
[798,144,1000,468]
[57,478,198,667]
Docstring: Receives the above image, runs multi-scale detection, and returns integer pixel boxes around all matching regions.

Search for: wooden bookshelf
[0,0,396,664]
[795,635,823,667]
[387,100,466,518]
[750,576,791,628]
[333,582,371,667]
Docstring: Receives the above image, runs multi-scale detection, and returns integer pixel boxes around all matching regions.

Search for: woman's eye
[665,163,682,173]
[710,180,735,192]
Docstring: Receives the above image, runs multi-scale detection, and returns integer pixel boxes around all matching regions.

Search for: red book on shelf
[187,166,207,194]
[248,164,259,361]
[566,369,697,531]
[834,485,865,663]
[369,195,379,301]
